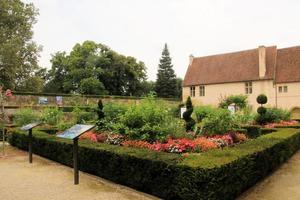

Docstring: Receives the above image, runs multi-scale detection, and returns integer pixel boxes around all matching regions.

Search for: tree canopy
[45,41,147,95]
[0,0,44,91]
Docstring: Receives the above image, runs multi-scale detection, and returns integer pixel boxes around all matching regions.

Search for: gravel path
[0,144,160,200]
[238,150,300,200]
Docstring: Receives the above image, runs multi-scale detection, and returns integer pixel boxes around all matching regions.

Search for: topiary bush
[256,94,268,105]
[183,96,196,131]
[256,94,268,124]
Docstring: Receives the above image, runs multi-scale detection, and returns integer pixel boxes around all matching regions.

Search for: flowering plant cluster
[264,120,298,128]
[81,131,248,154]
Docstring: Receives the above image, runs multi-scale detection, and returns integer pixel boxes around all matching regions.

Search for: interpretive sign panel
[20,122,42,131]
[57,124,95,140]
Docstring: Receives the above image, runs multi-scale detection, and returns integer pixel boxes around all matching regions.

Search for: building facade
[182,46,300,112]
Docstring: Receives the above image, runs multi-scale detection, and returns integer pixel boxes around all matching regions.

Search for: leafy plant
[41,107,63,125]
[72,106,96,124]
[256,107,291,124]
[202,109,234,135]
[256,94,268,105]
[194,105,216,122]
[13,108,40,126]
[219,95,248,109]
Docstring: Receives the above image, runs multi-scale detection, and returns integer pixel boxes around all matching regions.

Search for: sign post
[57,124,95,185]
[20,122,42,163]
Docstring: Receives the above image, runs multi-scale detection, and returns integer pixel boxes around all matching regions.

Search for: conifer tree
[155,44,177,98]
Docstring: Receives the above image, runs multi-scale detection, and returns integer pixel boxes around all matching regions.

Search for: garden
[6,93,300,199]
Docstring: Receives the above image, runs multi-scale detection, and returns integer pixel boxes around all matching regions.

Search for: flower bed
[264,120,299,128]
[8,128,300,200]
[80,131,248,153]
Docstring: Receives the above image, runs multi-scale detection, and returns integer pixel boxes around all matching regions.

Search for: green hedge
[241,125,262,138]
[8,128,300,200]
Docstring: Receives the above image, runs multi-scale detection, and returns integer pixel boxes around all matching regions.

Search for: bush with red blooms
[85,131,248,154]
[121,140,151,149]
[79,131,97,140]
[264,120,298,128]
[193,137,218,151]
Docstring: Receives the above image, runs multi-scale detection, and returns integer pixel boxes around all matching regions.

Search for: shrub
[233,107,255,126]
[202,109,234,135]
[256,107,291,124]
[121,140,151,149]
[13,108,40,126]
[257,106,267,115]
[72,106,96,124]
[256,94,268,105]
[194,105,216,122]
[41,107,63,126]
[9,128,300,200]
[242,125,261,138]
[219,94,248,109]
[193,137,218,152]
[183,97,195,131]
[103,102,128,123]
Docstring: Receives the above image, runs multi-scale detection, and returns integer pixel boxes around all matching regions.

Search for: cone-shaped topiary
[256,94,268,105]
[183,96,195,131]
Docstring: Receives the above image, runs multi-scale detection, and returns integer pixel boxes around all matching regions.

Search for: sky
[24,0,300,80]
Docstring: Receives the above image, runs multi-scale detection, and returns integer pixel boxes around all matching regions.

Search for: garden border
[8,128,300,200]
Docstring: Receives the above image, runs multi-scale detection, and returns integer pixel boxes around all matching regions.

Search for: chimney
[258,46,266,78]
[189,54,194,66]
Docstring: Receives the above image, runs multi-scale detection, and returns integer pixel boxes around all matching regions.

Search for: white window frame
[199,85,205,96]
[190,86,195,97]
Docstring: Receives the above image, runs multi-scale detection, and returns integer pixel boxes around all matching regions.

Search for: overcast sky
[25,0,300,80]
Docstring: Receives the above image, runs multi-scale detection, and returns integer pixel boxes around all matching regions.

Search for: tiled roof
[183,46,277,86]
[275,46,300,83]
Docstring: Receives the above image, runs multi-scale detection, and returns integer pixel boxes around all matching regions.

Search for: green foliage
[0,0,44,90]
[194,105,216,122]
[45,41,147,96]
[183,97,196,131]
[155,43,178,98]
[233,107,255,126]
[202,109,234,135]
[257,106,267,115]
[256,94,268,105]
[111,95,183,142]
[256,107,291,124]
[219,94,248,109]
[103,102,128,123]
[241,125,262,138]
[41,107,63,125]
[9,128,300,200]
[13,108,40,126]
[80,77,106,95]
[72,107,96,124]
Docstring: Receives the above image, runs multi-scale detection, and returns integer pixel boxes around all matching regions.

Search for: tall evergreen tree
[155,44,177,98]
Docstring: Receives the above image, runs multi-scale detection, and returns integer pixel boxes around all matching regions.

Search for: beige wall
[276,82,300,110]
[183,80,279,110]
[183,80,300,111]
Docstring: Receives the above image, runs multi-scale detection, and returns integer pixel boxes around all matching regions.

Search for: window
[245,82,252,94]
[279,86,288,93]
[190,86,195,97]
[199,85,205,96]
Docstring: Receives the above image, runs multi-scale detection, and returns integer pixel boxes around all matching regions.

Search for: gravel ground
[0,144,160,200]
[238,150,300,200]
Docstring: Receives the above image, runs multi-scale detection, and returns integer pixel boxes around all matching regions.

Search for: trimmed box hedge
[8,128,300,200]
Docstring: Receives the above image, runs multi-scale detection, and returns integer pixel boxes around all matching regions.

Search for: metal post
[29,128,33,163]
[2,127,5,155]
[73,138,79,185]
